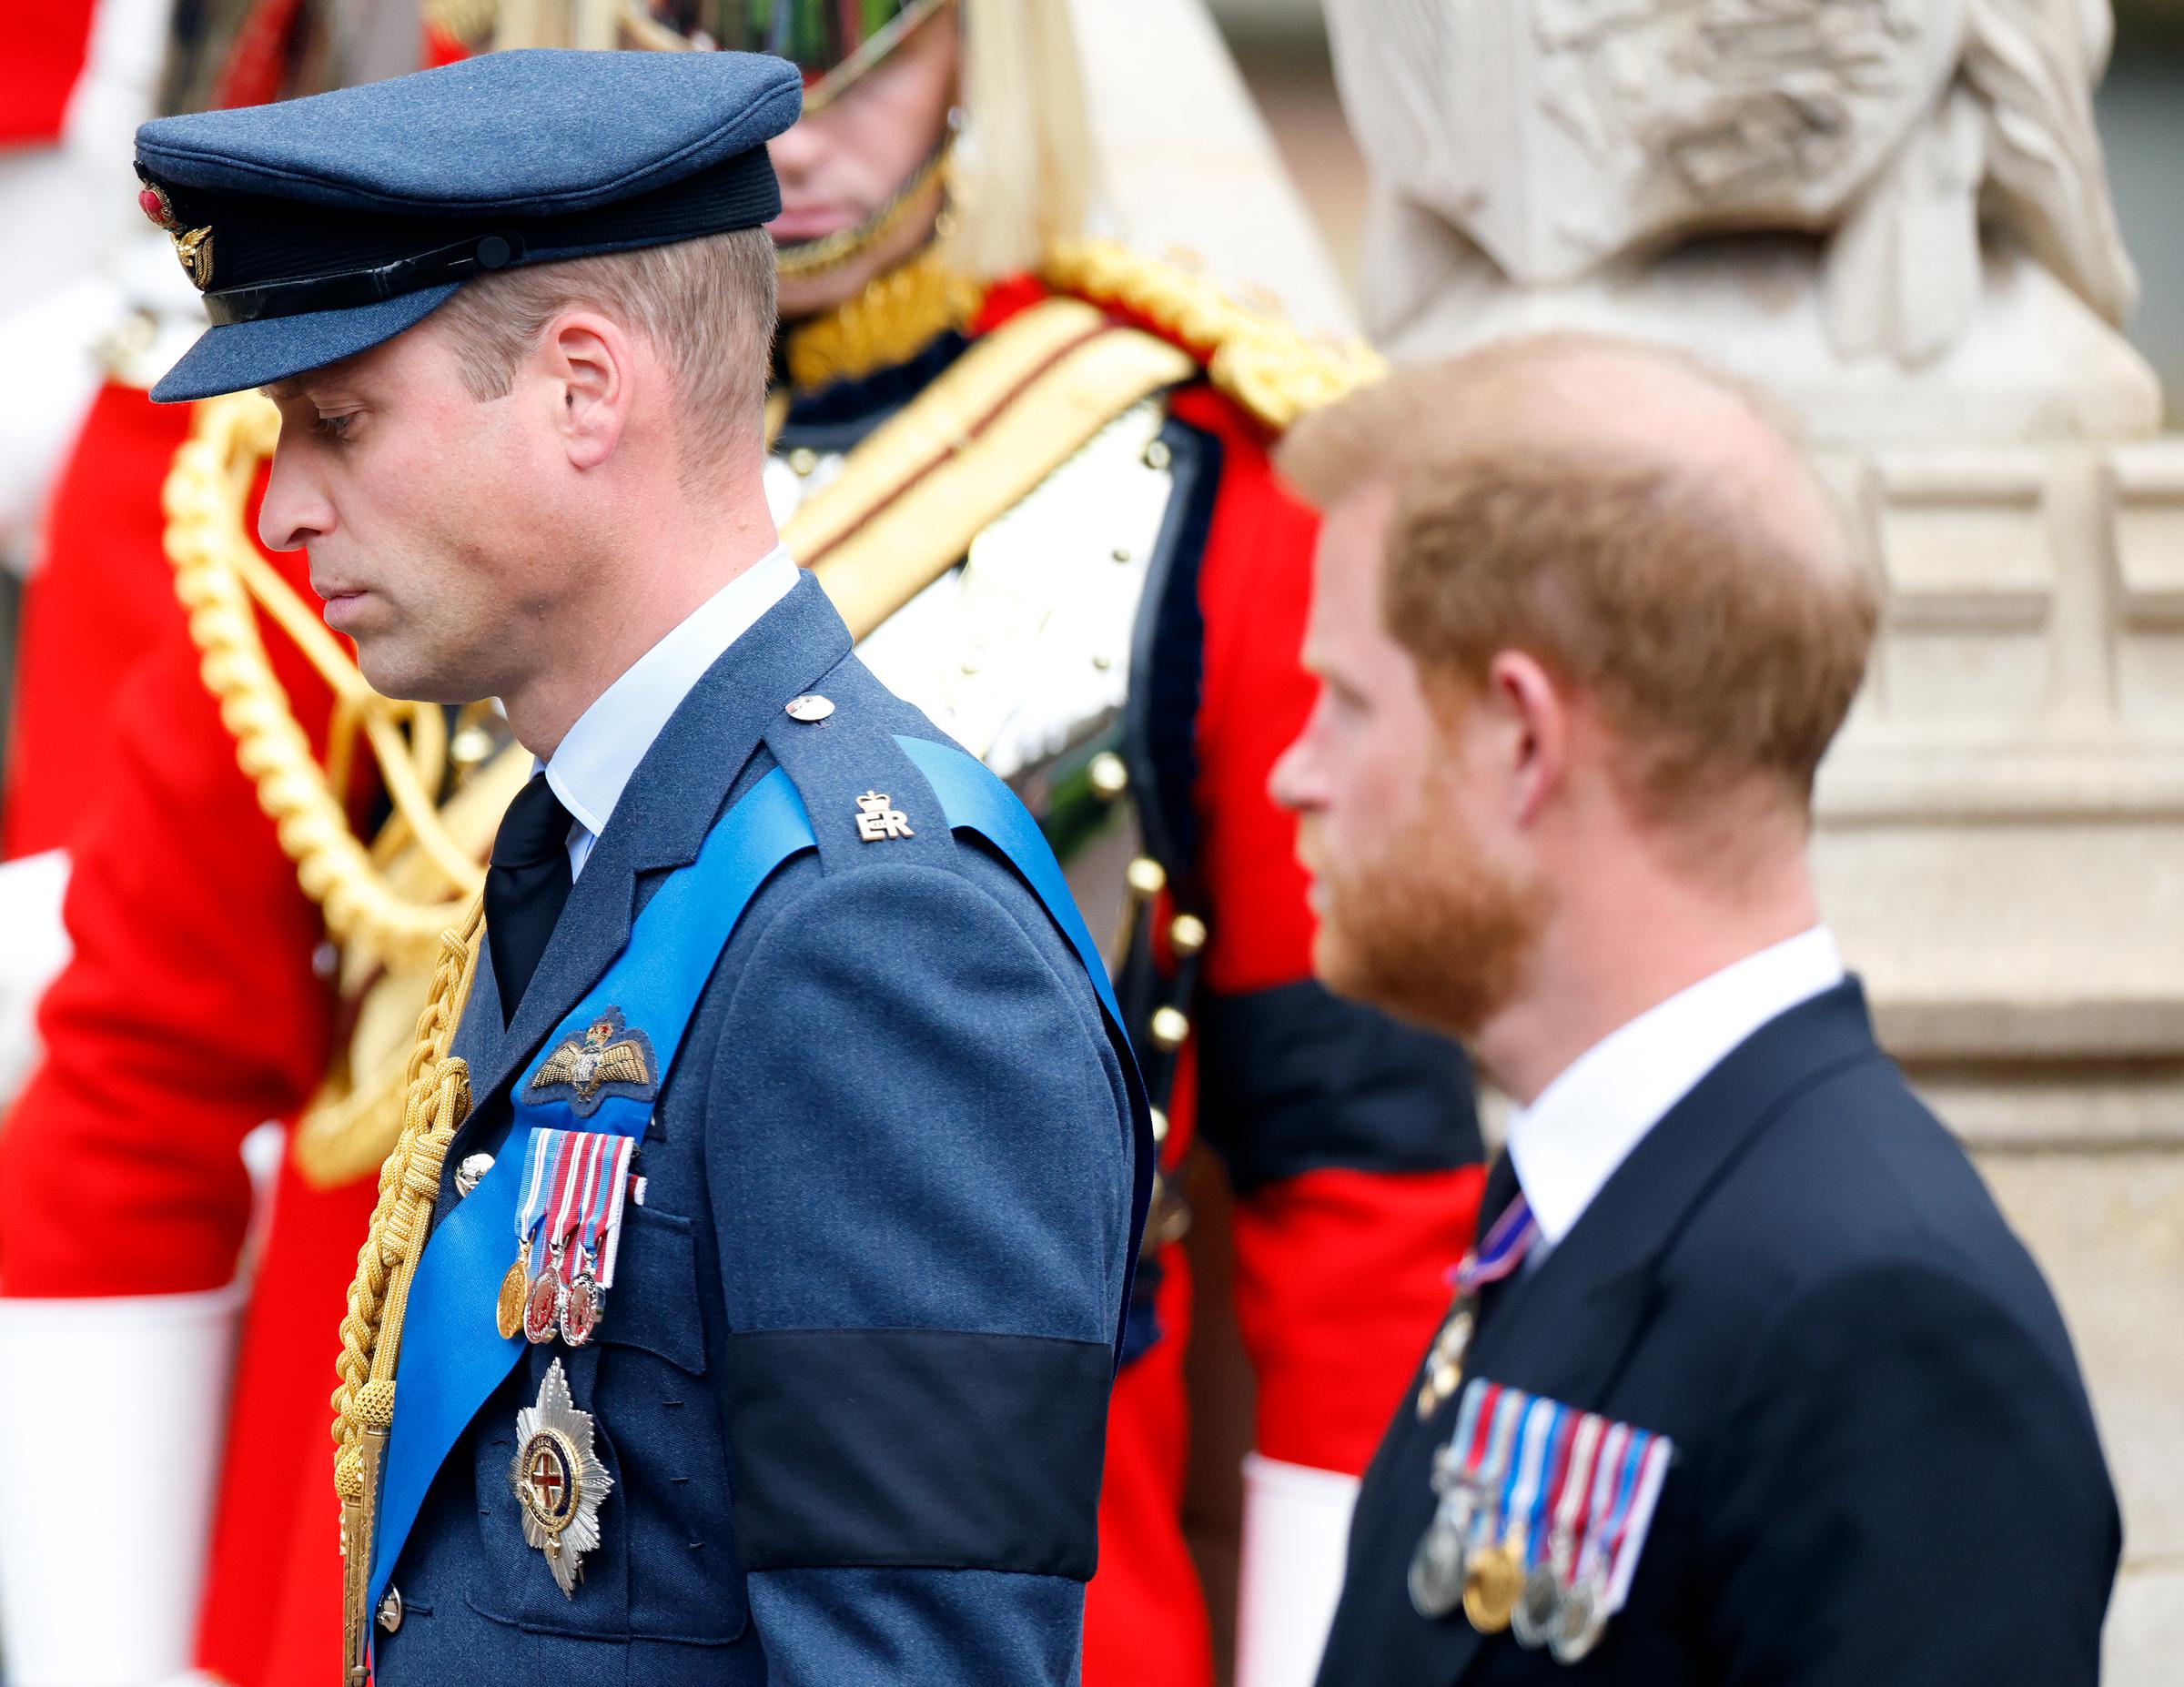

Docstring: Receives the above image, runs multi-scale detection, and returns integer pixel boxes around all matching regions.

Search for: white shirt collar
[540,545,799,875]
[1506,926,1845,1256]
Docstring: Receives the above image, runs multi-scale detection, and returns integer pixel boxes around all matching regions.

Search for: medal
[1448,1386,1524,1633]
[1467,1394,1554,1635]
[496,1258,530,1341]
[500,1136,559,1339]
[523,1257,563,1344]
[1519,1409,1605,1650]
[1511,1406,1580,1649]
[1409,1379,1491,1618]
[510,1359,612,1597]
[1550,1422,1653,1665]
[560,1270,601,1346]
[1415,1299,1474,1420]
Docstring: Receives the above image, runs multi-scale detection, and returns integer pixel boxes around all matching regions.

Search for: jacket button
[376,1586,403,1633]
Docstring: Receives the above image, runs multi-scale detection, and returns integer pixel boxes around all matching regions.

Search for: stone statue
[1325,0,2155,436]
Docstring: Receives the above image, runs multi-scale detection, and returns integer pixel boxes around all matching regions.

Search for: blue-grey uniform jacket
[372,575,1139,1684]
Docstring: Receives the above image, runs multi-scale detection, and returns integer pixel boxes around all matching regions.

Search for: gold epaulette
[788,295,1198,639]
[1041,237,1387,433]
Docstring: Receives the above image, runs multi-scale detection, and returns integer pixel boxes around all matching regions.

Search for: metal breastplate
[767,398,1183,972]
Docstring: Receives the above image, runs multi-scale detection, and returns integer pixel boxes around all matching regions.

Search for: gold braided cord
[331,903,481,1533]
[164,394,486,974]
[1040,238,1387,434]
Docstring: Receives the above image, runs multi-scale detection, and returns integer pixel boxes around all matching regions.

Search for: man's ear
[1483,651,1569,826]
[542,310,632,471]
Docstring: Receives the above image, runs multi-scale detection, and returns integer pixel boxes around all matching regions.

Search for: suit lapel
[1429,982,1885,1684]
[456,573,854,1120]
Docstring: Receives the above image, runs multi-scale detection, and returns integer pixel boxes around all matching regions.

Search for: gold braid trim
[331,902,482,1668]
[1040,238,1387,434]
[165,393,485,975]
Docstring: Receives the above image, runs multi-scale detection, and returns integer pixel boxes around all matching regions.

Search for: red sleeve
[0,396,339,1298]
[1180,386,1484,1474]
[0,0,95,146]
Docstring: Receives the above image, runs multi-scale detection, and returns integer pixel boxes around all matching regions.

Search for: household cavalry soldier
[0,6,1487,1687]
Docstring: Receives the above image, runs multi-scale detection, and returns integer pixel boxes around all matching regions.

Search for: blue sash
[367,739,1154,1618]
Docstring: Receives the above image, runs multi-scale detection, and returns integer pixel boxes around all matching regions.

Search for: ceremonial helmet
[616,0,1092,278]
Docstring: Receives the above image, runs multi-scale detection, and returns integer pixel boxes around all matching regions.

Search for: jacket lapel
[456,572,854,1119]
[1431,981,1886,1684]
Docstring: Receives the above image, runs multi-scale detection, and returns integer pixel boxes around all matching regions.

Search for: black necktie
[486,776,574,1025]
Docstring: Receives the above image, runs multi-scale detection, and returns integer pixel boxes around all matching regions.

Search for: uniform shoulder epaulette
[1040,237,1387,434]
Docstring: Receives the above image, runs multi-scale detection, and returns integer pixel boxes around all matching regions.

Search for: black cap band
[174,144,782,328]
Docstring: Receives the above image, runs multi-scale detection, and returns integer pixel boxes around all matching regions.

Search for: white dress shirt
[1506,926,1845,1265]
[538,544,799,877]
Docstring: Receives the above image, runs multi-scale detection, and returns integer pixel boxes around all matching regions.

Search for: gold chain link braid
[1040,238,1387,433]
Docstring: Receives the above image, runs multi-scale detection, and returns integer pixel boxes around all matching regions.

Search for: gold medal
[1461,1541,1525,1634]
[496,1258,529,1340]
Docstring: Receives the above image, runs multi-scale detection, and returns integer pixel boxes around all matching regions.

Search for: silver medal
[1511,1560,1562,1650]
[1548,1573,1608,1664]
[1407,1490,1473,1619]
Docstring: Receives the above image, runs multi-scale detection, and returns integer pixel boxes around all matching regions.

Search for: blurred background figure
[0,5,1483,1686]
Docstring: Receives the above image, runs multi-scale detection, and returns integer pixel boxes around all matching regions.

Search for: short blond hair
[433,227,777,476]
[1279,336,1876,819]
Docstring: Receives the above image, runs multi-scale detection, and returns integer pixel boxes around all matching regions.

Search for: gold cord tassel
[330,900,483,1679]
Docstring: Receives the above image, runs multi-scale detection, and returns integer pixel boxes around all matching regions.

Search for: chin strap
[0,849,72,1108]
[0,1285,244,1686]
[1234,1452,1362,1687]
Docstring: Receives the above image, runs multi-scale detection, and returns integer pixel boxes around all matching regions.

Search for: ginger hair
[1279,334,1877,823]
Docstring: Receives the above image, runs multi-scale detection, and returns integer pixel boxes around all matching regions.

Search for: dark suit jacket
[1317,982,2118,1686]
[374,576,1138,1685]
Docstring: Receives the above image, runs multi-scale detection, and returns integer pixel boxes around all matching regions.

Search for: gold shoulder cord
[332,901,482,1684]
[1040,237,1388,432]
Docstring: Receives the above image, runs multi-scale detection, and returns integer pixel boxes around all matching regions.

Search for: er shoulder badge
[525,1006,657,1116]
[511,1359,612,1597]
[854,790,914,843]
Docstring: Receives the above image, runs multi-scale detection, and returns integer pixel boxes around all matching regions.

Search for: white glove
[0,850,72,1106]
[0,1286,243,1686]
[1234,1452,1361,1687]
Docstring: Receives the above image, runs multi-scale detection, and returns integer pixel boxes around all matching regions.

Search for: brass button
[1087,753,1128,801]
[1168,914,1208,957]
[376,1586,403,1634]
[454,1154,494,1198]
[1126,856,1167,899]
[1149,1006,1191,1052]
[1149,1106,1169,1146]
[784,693,835,722]
[787,447,820,477]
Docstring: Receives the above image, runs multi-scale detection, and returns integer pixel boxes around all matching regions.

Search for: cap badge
[137,184,214,289]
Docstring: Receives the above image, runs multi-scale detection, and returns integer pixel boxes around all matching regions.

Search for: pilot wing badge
[524,1008,658,1117]
[511,1359,612,1597]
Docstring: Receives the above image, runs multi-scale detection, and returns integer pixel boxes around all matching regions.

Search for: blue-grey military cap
[134,48,803,403]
